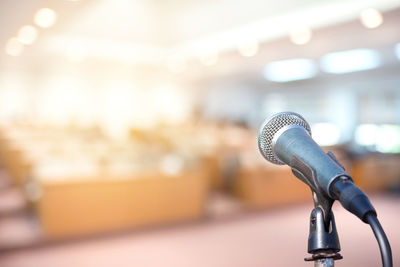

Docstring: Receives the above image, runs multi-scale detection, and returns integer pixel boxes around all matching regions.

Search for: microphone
[258,111,393,267]
[257,112,375,222]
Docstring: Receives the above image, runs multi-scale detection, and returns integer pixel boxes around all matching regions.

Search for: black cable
[365,213,393,267]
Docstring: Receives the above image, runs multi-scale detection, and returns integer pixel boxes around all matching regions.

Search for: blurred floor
[0,170,42,251]
[0,174,399,266]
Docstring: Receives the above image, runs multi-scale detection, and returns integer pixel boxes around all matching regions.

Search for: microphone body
[272,125,348,198]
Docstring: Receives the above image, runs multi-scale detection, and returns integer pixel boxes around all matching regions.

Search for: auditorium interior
[0,0,399,266]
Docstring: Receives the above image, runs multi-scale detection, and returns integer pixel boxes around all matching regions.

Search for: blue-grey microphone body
[257,112,349,197]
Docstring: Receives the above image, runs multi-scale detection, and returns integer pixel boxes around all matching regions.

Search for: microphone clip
[304,207,342,263]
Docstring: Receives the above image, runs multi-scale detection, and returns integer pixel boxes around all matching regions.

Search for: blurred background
[0,0,399,266]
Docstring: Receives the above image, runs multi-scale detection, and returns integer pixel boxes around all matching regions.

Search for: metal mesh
[258,112,311,165]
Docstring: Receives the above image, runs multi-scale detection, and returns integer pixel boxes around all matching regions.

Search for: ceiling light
[5,38,24,56]
[320,49,380,74]
[355,124,377,146]
[289,26,312,45]
[360,8,383,29]
[17,25,38,45]
[263,58,317,82]
[312,123,341,146]
[34,8,57,28]
[376,125,400,153]
[237,40,259,57]
[395,43,400,60]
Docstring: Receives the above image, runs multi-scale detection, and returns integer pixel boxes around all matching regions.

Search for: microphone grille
[258,112,311,165]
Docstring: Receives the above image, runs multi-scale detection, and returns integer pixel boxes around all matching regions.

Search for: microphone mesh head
[258,112,311,165]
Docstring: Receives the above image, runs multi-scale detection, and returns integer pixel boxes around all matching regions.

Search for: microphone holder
[304,205,342,266]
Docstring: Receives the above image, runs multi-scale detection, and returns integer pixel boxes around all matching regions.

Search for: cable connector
[330,177,376,223]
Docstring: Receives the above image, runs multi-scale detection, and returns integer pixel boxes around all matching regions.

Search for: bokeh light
[17,25,38,45]
[312,123,341,146]
[34,8,57,28]
[237,39,259,57]
[263,58,317,82]
[320,49,381,74]
[360,8,383,29]
[289,26,312,45]
[5,37,24,56]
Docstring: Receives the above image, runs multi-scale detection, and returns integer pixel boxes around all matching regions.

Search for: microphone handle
[273,126,349,197]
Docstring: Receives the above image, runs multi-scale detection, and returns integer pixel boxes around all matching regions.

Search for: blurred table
[0,124,211,238]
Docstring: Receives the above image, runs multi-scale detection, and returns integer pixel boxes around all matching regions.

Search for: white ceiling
[53,0,400,47]
[1,0,400,68]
